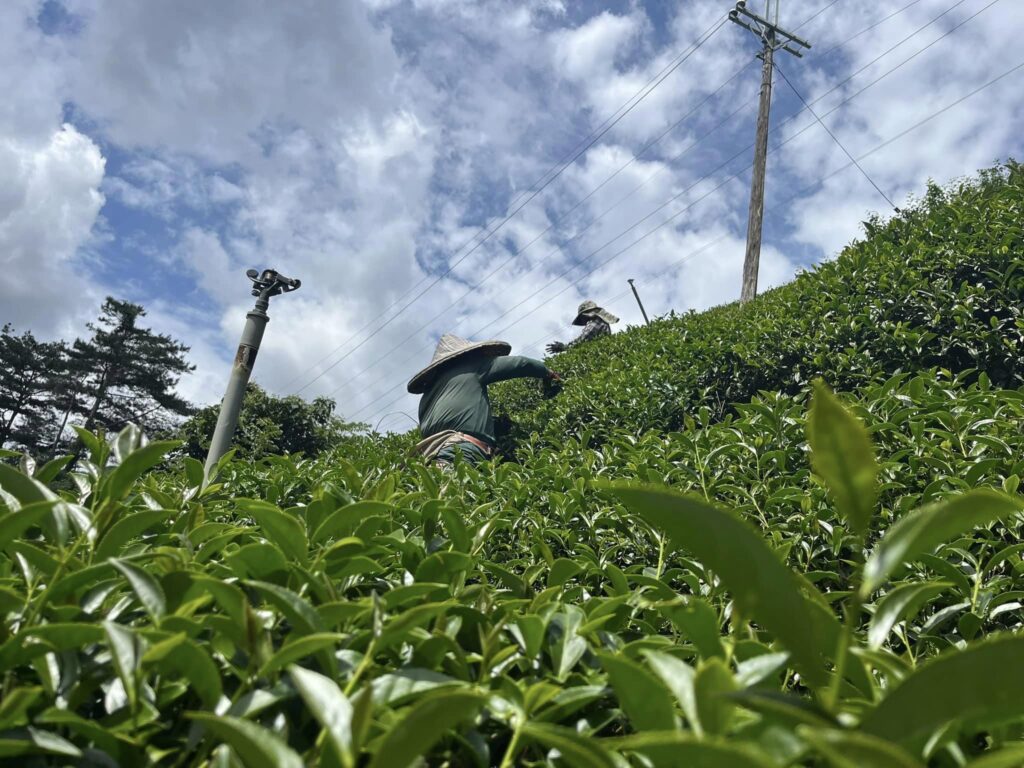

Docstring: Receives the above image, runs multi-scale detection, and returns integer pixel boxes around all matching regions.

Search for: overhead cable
[334,0,958,410]
[361,56,1024,428]
[355,26,1014,426]
[461,0,1007,338]
[286,15,729,395]
[773,61,900,212]
[323,70,761,401]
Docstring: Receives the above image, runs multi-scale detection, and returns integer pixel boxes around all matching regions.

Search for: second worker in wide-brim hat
[407,334,511,394]
[572,300,619,326]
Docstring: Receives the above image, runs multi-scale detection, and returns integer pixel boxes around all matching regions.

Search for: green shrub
[493,161,1024,446]
[1,162,1023,765]
[1,374,1023,765]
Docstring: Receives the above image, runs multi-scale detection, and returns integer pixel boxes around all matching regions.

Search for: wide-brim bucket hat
[573,300,619,326]
[407,333,511,394]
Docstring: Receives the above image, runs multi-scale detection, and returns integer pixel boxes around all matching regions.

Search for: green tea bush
[1,162,1023,766]
[493,162,1024,445]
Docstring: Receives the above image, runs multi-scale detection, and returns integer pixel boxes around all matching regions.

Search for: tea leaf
[110,558,166,621]
[643,650,699,733]
[289,665,355,768]
[606,731,773,767]
[189,713,303,768]
[860,635,1024,748]
[236,500,308,567]
[519,721,618,768]
[102,440,180,503]
[366,690,485,768]
[103,621,141,711]
[694,658,738,736]
[598,651,677,731]
[807,382,878,538]
[862,490,1024,596]
[611,485,838,688]
[868,581,951,649]
[798,727,924,768]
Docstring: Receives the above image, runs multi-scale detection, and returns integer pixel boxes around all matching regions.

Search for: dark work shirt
[568,318,610,347]
[418,354,550,449]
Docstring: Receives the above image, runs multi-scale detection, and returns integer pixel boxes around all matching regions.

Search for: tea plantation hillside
[1,163,1023,767]
[493,162,1024,445]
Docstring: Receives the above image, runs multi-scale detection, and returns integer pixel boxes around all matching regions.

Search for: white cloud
[0,1,68,144]
[3,0,1021,434]
[0,2,107,338]
[551,11,643,82]
[775,0,1024,255]
[0,124,106,336]
[63,0,405,163]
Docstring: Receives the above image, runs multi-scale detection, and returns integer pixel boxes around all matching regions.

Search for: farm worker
[408,334,561,468]
[546,299,618,354]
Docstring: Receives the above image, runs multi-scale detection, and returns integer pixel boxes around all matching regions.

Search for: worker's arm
[546,319,608,353]
[481,355,555,385]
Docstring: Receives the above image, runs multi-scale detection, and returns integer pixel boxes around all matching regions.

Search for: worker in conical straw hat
[409,334,562,469]
[546,299,619,354]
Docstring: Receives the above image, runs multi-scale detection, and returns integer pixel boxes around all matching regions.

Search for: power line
[361,55,1024,430]
[818,0,927,58]
[354,12,1013,426]
[286,15,729,395]
[340,0,957,406]
[609,53,1024,322]
[465,0,1006,334]
[328,0,949,409]
[773,61,900,212]
[793,0,844,32]
[503,0,929,348]
[279,24,733,392]
[351,168,741,421]
[346,0,995,417]
[323,67,761,401]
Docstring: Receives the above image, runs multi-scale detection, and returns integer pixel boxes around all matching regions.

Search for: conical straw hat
[573,300,619,326]
[407,334,511,394]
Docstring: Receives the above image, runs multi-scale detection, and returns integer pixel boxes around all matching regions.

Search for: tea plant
[1,373,1023,766]
[493,161,1024,447]
[1,162,1023,766]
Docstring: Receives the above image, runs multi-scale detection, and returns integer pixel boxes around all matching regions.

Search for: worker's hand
[546,342,566,354]
[542,370,563,399]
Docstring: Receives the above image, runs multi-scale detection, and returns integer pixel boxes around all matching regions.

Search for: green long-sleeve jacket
[418,354,551,463]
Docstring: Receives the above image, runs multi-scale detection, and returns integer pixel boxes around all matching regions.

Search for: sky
[2,0,1022,432]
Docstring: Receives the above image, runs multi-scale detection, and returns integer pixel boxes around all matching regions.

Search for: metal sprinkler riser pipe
[203,268,300,480]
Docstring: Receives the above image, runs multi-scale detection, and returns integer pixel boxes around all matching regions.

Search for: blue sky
[1,0,1022,430]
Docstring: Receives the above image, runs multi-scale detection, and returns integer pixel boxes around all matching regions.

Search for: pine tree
[0,325,68,451]
[68,299,195,440]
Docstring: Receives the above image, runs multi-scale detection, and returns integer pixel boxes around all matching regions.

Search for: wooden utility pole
[729,1,810,302]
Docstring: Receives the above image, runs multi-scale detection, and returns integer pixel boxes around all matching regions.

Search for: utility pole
[204,268,300,480]
[627,279,650,325]
[729,1,810,302]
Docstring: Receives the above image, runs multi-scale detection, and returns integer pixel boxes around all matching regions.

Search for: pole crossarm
[729,1,811,57]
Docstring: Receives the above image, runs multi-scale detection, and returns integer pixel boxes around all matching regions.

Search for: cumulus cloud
[63,0,405,162]
[2,0,1021,432]
[552,11,643,82]
[0,124,106,336]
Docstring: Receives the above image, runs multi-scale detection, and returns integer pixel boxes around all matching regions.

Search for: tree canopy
[176,383,365,460]
[1,298,195,454]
